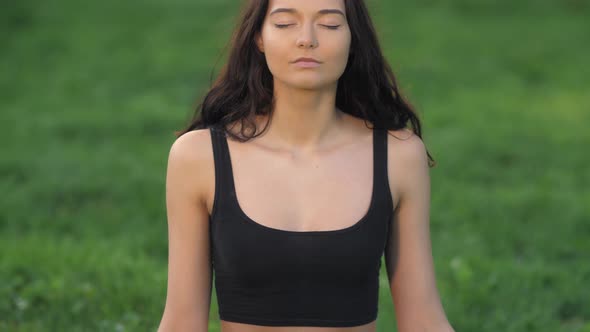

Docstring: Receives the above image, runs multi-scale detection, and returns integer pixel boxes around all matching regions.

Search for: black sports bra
[208,126,394,327]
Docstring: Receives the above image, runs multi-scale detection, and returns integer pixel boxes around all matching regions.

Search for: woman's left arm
[385,130,455,332]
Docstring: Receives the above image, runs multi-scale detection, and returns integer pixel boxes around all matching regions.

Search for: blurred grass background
[1,0,589,331]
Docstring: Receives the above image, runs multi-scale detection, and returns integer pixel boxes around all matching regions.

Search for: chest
[223,139,376,233]
[209,190,392,293]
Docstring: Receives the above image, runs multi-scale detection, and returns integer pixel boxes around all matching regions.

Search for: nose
[296,24,317,49]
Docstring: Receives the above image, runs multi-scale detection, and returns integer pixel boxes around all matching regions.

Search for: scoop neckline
[223,129,377,235]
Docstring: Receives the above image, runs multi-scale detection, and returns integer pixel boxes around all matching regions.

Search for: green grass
[1,0,589,331]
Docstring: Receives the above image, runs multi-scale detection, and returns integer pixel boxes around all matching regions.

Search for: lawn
[1,0,589,331]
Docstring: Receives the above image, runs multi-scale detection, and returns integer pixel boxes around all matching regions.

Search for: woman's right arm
[157,130,215,332]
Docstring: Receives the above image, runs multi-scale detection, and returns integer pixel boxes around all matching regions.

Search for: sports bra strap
[373,128,389,194]
[209,126,233,216]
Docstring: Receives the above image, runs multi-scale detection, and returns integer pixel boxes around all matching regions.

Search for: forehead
[267,0,345,15]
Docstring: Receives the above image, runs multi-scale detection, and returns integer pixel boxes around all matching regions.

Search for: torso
[204,113,408,332]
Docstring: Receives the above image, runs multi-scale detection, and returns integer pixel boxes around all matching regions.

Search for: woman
[158,0,455,331]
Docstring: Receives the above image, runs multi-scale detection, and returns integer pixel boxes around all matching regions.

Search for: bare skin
[158,0,454,330]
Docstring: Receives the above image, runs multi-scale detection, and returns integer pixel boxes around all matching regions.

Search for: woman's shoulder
[386,128,426,161]
[168,128,215,165]
[166,128,216,203]
[385,128,429,208]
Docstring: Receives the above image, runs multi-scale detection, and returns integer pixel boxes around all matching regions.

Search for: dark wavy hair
[176,0,435,167]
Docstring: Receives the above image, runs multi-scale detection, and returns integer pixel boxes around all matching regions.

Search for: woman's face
[256,0,351,90]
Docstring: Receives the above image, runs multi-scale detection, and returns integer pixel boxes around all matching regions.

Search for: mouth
[292,57,322,68]
[293,61,321,68]
[293,57,321,64]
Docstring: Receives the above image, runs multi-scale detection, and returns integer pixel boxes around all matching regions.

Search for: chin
[284,78,336,90]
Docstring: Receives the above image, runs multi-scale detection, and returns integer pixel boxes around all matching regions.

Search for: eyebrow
[269,8,346,18]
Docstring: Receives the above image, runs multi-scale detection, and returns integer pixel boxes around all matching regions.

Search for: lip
[293,57,321,63]
[292,57,321,68]
[293,61,321,68]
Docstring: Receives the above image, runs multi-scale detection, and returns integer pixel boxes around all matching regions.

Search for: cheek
[323,34,352,70]
[260,32,290,71]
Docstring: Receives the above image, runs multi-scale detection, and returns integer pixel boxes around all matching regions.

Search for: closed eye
[274,24,341,30]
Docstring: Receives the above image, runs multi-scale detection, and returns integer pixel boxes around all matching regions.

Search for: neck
[261,81,343,152]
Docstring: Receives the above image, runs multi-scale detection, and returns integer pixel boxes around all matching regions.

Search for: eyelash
[274,24,340,30]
